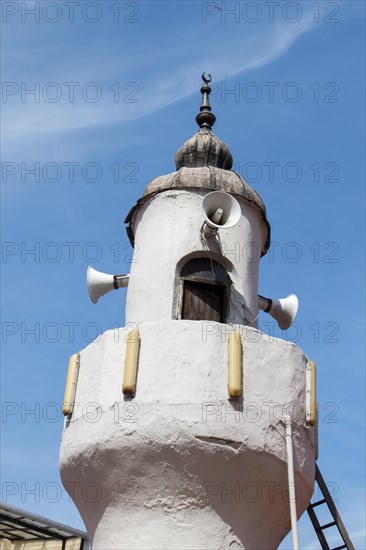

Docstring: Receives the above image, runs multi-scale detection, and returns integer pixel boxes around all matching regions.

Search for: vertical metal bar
[122,329,140,395]
[228,331,242,397]
[315,402,319,460]
[62,354,80,416]
[306,360,317,426]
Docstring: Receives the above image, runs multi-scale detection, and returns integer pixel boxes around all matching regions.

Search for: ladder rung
[319,521,337,531]
[310,498,327,508]
[309,465,355,550]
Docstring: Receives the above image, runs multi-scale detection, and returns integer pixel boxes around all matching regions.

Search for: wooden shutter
[182,280,224,322]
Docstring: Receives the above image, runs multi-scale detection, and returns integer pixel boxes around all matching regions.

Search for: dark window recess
[182,280,224,322]
[181,258,230,285]
[180,258,230,322]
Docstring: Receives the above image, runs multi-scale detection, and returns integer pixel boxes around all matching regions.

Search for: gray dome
[175,128,233,170]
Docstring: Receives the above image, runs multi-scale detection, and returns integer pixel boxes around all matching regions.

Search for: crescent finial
[202,72,212,84]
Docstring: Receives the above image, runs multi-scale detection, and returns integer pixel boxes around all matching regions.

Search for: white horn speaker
[258,294,299,330]
[87,266,129,304]
[201,191,241,235]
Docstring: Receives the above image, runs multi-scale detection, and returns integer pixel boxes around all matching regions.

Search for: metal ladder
[307,464,354,550]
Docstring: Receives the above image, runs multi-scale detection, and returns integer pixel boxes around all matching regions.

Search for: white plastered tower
[60,76,316,549]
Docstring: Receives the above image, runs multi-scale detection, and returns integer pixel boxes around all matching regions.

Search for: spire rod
[195,72,216,130]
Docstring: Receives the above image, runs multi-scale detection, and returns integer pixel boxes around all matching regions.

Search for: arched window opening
[180,258,230,322]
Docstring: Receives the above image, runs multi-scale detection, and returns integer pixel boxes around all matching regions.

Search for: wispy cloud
[2,10,319,158]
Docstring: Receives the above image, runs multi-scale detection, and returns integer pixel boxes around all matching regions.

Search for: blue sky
[1,1,365,548]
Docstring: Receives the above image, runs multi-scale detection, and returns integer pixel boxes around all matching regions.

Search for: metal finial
[196,73,216,130]
[202,72,212,84]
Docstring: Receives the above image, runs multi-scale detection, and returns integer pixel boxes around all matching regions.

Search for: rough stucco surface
[125,190,265,327]
[60,321,315,549]
[126,167,270,256]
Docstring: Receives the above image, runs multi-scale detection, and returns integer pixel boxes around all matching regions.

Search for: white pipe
[284,415,300,550]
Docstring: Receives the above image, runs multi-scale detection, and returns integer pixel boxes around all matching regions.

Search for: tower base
[60,320,315,549]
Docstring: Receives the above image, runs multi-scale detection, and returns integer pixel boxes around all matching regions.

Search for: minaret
[60,74,316,549]
[124,73,270,328]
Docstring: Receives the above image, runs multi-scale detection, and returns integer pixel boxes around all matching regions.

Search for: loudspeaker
[258,294,299,330]
[201,191,241,235]
[87,266,129,304]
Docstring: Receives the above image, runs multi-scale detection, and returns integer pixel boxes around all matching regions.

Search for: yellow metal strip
[228,331,242,398]
[306,360,317,426]
[62,353,80,416]
[309,360,316,426]
[315,402,319,459]
[123,329,140,395]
